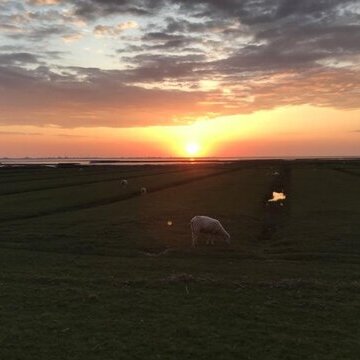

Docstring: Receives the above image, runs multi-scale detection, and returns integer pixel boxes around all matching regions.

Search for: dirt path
[258,164,292,241]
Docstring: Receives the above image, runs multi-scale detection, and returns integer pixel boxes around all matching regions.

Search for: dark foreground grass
[0,161,360,359]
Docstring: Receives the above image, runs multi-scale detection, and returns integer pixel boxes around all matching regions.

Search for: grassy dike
[0,161,359,359]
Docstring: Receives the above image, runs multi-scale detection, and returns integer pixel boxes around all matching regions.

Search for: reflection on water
[268,191,286,202]
[0,156,313,167]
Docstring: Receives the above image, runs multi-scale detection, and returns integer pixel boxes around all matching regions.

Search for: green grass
[0,161,360,359]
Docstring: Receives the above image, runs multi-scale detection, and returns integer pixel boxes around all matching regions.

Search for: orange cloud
[27,0,60,5]
[94,21,138,37]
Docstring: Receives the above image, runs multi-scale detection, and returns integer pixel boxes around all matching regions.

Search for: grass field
[0,160,360,359]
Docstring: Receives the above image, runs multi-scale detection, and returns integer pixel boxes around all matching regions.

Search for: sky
[0,0,359,157]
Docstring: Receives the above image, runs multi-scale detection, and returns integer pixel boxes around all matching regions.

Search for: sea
[0,157,244,167]
[0,156,358,167]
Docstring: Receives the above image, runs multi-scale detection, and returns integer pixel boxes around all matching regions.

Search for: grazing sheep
[190,216,230,247]
[140,187,147,194]
[120,179,128,186]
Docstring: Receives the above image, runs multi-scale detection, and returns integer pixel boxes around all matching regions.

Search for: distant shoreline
[0,156,359,168]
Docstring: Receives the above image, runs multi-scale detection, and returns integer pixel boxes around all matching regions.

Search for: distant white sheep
[120,179,128,186]
[140,187,147,194]
[190,215,230,247]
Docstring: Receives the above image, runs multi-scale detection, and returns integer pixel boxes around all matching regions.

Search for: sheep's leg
[206,234,210,246]
[190,222,197,247]
[192,232,198,247]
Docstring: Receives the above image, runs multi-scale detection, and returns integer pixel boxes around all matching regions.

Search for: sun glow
[185,142,200,156]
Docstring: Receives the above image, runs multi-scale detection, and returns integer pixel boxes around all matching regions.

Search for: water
[0,156,281,167]
[0,156,359,167]
[0,157,237,167]
[268,191,286,202]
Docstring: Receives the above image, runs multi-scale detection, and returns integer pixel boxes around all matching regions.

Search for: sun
[185,142,200,156]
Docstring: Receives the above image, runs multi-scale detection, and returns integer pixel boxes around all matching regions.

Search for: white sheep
[120,179,128,186]
[190,216,230,247]
[140,187,147,194]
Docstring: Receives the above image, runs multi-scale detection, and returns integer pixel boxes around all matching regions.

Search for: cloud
[62,33,83,42]
[26,26,71,40]
[0,5,65,40]
[0,62,359,128]
[0,131,42,136]
[0,65,207,128]
[0,4,85,41]
[0,23,23,34]
[55,133,90,137]
[94,21,138,37]
[73,0,157,19]
[173,0,357,24]
[0,0,359,128]
[118,53,207,83]
[0,52,39,65]
[27,0,60,5]
[141,31,196,48]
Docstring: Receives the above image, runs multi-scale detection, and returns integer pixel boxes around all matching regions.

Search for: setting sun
[185,142,201,156]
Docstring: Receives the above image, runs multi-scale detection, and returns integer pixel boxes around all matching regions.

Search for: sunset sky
[0,0,359,157]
